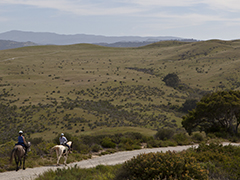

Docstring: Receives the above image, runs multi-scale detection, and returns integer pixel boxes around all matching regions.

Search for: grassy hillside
[1,40,240,141]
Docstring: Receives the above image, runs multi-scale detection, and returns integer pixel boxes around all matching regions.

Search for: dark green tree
[162,73,180,87]
[181,99,198,113]
[182,90,240,135]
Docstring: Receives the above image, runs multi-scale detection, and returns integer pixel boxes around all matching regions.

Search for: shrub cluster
[152,129,205,148]
[115,151,208,180]
[35,164,120,180]
[192,142,240,179]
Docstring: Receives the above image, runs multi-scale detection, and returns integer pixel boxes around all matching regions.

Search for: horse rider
[15,130,28,156]
[59,133,70,151]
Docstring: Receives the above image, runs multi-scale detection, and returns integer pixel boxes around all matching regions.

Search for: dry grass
[1,40,240,138]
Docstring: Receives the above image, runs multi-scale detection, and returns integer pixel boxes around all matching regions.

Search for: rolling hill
[0,40,240,142]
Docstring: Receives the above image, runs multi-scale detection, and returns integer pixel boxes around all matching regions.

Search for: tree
[181,99,198,113]
[182,90,240,135]
[162,73,180,87]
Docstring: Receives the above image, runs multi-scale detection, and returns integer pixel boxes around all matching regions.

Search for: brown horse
[10,142,31,171]
[51,141,72,166]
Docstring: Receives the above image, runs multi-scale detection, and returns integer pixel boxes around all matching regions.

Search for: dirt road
[0,143,238,180]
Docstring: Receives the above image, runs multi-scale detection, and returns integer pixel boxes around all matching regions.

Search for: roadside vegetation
[35,142,240,180]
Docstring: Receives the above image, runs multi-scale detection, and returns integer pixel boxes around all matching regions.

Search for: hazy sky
[1,0,240,40]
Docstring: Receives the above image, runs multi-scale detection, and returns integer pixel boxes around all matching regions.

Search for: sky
[1,0,240,40]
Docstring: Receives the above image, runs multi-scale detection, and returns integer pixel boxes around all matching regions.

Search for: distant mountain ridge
[97,39,198,48]
[0,30,196,46]
[0,40,37,50]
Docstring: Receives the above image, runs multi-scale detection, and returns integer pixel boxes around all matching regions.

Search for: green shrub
[173,133,190,145]
[124,132,145,142]
[33,142,55,156]
[230,136,239,143]
[118,142,133,150]
[214,131,229,138]
[91,144,101,152]
[163,73,180,87]
[191,132,204,142]
[114,151,208,180]
[77,144,90,154]
[147,139,160,148]
[120,137,134,145]
[36,164,121,180]
[192,142,240,179]
[181,99,198,113]
[155,128,175,140]
[29,137,44,145]
[163,140,178,147]
[101,137,116,148]
[207,133,216,139]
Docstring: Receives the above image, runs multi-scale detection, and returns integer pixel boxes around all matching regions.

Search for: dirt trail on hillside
[0,143,239,180]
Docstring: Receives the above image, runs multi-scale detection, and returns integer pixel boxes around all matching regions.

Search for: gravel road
[1,143,239,180]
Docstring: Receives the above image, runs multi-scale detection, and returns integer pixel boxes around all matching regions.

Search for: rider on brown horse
[15,130,28,156]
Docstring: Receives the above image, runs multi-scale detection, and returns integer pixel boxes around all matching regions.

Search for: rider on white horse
[59,133,70,151]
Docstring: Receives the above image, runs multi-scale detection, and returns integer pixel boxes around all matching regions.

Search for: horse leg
[23,156,26,170]
[19,157,22,170]
[15,155,19,171]
[57,154,61,166]
[64,155,67,166]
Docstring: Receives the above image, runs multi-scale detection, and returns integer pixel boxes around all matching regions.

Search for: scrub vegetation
[36,142,240,180]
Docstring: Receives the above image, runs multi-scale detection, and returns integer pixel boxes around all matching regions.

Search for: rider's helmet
[61,133,64,136]
[19,130,23,134]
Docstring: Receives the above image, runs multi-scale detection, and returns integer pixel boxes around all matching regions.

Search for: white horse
[50,141,72,166]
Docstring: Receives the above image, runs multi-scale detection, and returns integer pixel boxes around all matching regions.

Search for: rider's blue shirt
[16,135,25,147]
[18,136,24,144]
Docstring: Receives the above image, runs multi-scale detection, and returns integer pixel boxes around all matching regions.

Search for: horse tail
[10,147,16,164]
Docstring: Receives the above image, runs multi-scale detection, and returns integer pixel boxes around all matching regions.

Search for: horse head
[67,141,73,152]
[27,142,31,152]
